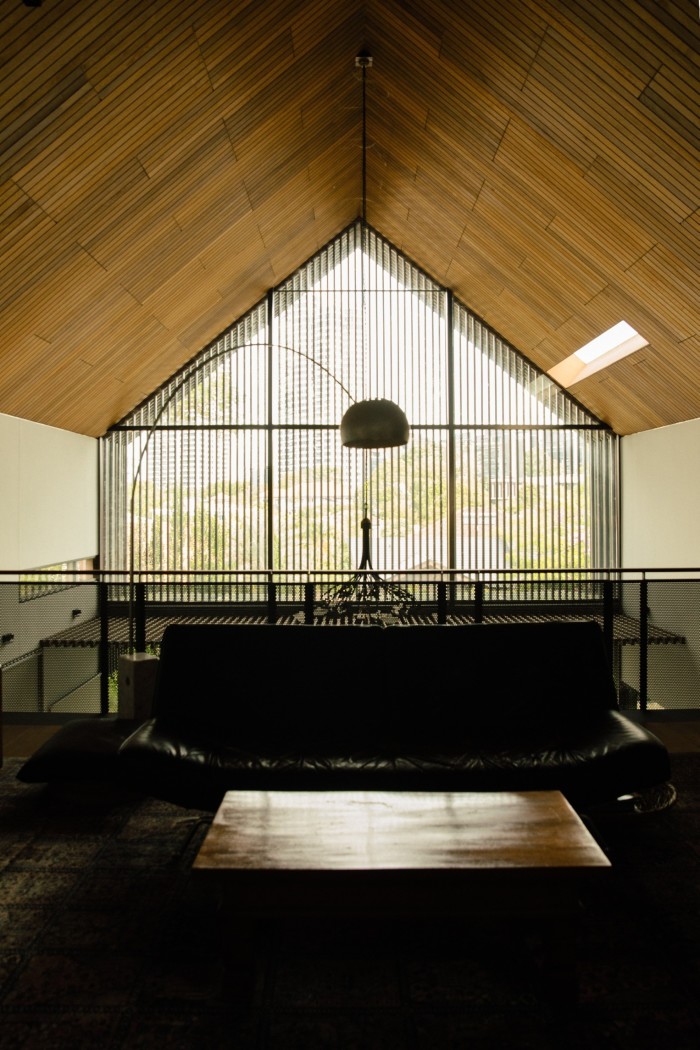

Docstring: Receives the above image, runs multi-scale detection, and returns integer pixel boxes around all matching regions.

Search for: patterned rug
[1,754,699,1049]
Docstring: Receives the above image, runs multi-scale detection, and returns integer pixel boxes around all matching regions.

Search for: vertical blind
[102,221,617,595]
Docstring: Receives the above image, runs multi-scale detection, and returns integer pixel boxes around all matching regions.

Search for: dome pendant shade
[340,398,410,448]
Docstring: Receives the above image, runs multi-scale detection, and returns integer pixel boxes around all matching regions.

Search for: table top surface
[193,790,611,876]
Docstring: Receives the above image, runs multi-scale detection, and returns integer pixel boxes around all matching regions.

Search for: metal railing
[1,568,699,717]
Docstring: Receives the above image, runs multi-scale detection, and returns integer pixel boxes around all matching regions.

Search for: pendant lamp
[340,397,409,448]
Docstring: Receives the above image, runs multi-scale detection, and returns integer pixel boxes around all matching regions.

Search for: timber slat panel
[0,0,697,437]
[530,32,700,206]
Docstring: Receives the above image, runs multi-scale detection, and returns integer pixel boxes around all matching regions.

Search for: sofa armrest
[16,716,142,784]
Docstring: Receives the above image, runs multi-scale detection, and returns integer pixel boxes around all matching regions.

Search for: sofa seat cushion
[119,710,670,810]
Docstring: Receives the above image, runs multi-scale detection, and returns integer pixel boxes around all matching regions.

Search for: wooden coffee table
[193,789,610,1002]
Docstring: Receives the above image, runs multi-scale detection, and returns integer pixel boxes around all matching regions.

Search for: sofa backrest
[153,620,618,744]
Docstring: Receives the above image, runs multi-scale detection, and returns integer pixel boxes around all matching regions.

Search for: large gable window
[102,223,617,598]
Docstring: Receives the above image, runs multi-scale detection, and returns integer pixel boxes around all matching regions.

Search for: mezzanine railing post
[473,580,484,623]
[135,582,147,653]
[98,581,109,715]
[639,580,648,712]
[602,579,614,670]
[304,582,315,624]
[437,580,447,624]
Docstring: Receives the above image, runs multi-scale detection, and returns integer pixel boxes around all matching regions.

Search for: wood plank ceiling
[1,0,698,438]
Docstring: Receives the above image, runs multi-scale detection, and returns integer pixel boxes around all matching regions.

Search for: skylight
[548,321,648,387]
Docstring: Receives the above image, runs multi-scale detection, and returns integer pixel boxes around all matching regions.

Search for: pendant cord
[359,56,369,509]
[361,58,367,225]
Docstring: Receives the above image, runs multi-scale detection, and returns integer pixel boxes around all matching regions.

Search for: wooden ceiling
[1,0,698,437]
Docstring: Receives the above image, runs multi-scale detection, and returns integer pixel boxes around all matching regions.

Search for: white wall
[0,412,98,571]
[621,417,700,569]
[621,418,700,710]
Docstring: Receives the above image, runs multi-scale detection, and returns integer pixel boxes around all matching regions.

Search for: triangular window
[102,222,617,596]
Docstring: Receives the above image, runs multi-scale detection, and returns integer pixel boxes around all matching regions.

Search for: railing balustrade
[1,568,699,717]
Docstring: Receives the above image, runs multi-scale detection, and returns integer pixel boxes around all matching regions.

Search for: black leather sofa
[103,619,673,812]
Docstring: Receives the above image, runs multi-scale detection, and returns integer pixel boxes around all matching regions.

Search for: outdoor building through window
[101,222,618,602]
